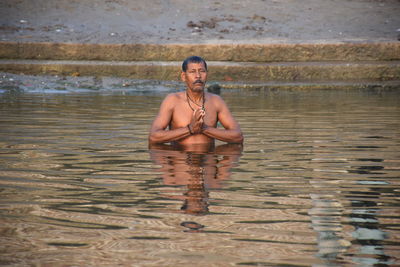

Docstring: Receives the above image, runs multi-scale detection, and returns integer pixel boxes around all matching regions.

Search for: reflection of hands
[189,108,205,134]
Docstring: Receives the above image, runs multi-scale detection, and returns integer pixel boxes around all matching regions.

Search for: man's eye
[188,70,206,74]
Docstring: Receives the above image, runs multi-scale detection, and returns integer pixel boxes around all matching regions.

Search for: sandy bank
[1,0,399,44]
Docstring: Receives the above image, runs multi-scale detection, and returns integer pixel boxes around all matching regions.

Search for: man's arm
[148,94,191,144]
[202,96,243,143]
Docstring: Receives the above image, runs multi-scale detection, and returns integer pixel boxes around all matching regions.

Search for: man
[148,56,243,146]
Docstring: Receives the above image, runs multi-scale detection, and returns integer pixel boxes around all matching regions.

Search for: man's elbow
[148,133,159,145]
[231,132,244,144]
[236,133,244,143]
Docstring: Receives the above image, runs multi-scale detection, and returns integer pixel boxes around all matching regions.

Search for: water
[0,85,399,266]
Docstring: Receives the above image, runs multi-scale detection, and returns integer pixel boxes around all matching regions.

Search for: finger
[197,108,205,116]
[195,109,203,120]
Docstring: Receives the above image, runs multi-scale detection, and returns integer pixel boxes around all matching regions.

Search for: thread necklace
[186,91,205,111]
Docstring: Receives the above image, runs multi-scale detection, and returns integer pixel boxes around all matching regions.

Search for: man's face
[181,62,207,92]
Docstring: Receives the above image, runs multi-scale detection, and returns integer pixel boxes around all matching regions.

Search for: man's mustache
[194,80,204,84]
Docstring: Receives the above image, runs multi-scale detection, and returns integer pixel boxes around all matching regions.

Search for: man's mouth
[194,80,203,85]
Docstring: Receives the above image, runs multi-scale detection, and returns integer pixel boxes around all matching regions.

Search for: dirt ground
[0,0,399,44]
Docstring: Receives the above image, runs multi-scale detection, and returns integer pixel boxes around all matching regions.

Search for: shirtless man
[148,56,243,146]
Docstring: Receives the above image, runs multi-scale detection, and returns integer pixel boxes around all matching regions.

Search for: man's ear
[180,71,186,82]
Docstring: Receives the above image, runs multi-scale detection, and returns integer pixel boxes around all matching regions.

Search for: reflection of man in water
[149,143,242,216]
[148,56,243,147]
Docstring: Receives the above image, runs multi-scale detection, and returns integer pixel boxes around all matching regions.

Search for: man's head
[181,56,208,93]
[182,56,208,72]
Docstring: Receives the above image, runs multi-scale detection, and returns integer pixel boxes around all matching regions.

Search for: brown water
[0,87,399,266]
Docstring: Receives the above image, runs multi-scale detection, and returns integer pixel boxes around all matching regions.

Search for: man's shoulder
[164,91,184,102]
[205,92,224,103]
[167,91,185,98]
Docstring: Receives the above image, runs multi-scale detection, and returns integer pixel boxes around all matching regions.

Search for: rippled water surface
[0,87,399,266]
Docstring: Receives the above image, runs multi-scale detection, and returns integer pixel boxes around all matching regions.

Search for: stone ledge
[1,42,399,62]
[1,59,399,83]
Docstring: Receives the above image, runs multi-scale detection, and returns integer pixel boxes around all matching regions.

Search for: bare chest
[170,100,217,129]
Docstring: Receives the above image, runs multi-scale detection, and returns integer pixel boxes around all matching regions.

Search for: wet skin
[148,62,243,146]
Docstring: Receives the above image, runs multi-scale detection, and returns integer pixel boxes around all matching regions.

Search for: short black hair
[182,56,207,72]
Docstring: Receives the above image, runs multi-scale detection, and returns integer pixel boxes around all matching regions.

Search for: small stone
[207,83,221,94]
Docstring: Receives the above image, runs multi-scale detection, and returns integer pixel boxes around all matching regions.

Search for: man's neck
[186,89,204,102]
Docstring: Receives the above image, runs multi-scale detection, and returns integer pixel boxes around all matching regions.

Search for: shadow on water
[309,176,395,266]
[149,143,243,231]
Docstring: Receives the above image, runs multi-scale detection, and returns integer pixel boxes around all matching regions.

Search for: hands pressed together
[187,108,207,135]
